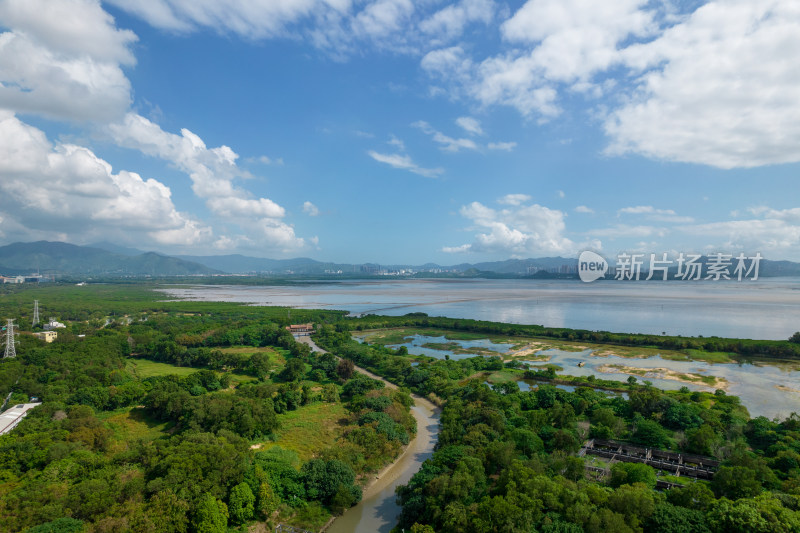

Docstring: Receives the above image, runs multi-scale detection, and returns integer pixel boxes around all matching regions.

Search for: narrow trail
[297,337,441,533]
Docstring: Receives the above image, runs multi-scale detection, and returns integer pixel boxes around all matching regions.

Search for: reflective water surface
[385,335,800,420]
[160,277,800,340]
[325,399,440,533]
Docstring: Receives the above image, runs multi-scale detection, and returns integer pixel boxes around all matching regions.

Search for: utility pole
[32,301,39,327]
[3,320,17,359]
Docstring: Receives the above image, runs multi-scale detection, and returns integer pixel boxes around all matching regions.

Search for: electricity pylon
[3,320,17,359]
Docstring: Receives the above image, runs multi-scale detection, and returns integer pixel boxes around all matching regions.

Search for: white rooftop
[0,403,41,435]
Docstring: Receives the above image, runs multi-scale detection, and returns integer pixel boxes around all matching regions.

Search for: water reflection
[389,336,800,420]
[325,402,440,533]
[160,278,800,339]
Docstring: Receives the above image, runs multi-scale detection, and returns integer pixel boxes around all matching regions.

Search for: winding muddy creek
[324,396,440,533]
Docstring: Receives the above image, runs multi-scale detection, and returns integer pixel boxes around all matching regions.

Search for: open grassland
[484,369,521,384]
[125,358,257,384]
[257,402,348,461]
[126,358,199,378]
[100,407,174,452]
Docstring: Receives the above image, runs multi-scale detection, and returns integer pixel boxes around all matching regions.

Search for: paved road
[298,336,400,389]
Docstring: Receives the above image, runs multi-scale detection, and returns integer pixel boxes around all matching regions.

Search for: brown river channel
[297,338,441,533]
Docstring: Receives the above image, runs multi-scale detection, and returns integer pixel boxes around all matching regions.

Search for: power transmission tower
[32,300,39,327]
[3,320,17,359]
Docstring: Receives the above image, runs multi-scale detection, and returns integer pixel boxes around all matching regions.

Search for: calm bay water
[160,277,800,340]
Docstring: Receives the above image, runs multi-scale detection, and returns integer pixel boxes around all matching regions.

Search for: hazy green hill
[0,241,220,276]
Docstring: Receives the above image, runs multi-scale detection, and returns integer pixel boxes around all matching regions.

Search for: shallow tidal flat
[370,330,800,419]
[595,363,728,390]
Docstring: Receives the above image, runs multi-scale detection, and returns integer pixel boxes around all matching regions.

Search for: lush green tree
[663,402,704,430]
[302,459,361,506]
[278,358,306,382]
[22,518,84,533]
[645,503,710,533]
[704,496,800,533]
[609,462,657,489]
[257,477,279,519]
[540,520,583,533]
[228,482,255,525]
[607,483,656,530]
[147,489,190,533]
[247,352,271,379]
[341,375,384,399]
[330,483,360,515]
[666,482,715,511]
[712,466,763,500]
[685,425,721,456]
[336,359,355,380]
[193,494,228,533]
[631,417,672,448]
[511,428,544,457]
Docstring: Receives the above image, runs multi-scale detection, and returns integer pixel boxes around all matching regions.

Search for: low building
[34,331,57,343]
[286,323,314,337]
[44,319,66,330]
[0,403,42,435]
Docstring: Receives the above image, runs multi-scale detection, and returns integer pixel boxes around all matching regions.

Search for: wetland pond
[363,333,800,420]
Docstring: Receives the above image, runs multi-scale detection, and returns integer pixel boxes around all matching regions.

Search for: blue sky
[0,0,799,264]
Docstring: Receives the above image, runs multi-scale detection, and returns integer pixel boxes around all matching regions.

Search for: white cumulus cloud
[606,0,800,168]
[444,199,576,256]
[107,113,309,251]
[0,112,209,246]
[0,0,135,121]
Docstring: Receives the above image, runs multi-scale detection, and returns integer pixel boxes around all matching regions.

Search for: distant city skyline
[1,0,799,264]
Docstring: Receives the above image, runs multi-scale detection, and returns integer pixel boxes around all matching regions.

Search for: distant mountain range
[1,241,799,278]
[0,242,220,276]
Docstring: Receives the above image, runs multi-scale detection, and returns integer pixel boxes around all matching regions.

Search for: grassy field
[100,407,174,452]
[218,345,282,357]
[257,402,348,461]
[126,358,199,378]
[485,369,522,384]
[125,358,258,385]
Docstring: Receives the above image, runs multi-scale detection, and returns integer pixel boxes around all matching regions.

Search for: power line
[3,320,17,359]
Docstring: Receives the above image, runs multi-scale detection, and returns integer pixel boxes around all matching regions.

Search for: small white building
[44,319,66,330]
